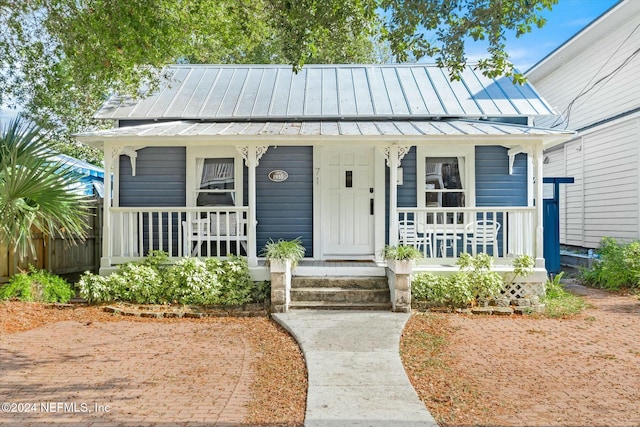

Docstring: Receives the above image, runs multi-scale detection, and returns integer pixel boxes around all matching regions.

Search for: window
[425,157,465,208]
[416,146,475,224]
[196,158,235,206]
[187,147,241,207]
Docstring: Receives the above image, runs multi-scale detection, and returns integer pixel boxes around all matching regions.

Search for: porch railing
[108,207,249,260]
[397,207,535,262]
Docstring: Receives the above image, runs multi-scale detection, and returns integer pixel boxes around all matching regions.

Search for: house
[76,63,572,300]
[527,0,640,250]
[53,154,106,198]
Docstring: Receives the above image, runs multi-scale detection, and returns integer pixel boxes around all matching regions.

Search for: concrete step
[288,301,392,311]
[291,276,388,289]
[291,287,391,304]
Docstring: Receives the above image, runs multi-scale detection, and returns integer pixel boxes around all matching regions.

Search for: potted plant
[382,244,422,274]
[261,237,306,273]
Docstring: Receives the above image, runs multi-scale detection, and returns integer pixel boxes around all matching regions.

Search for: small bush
[0,267,73,303]
[412,254,533,307]
[165,257,221,305]
[581,237,640,290]
[543,272,587,318]
[77,252,258,306]
[78,272,112,303]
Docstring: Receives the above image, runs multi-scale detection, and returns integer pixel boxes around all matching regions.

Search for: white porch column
[239,145,268,267]
[534,141,545,268]
[385,145,411,246]
[100,143,113,269]
[388,146,399,246]
[246,147,258,267]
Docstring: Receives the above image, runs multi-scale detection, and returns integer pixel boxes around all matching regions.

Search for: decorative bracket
[237,145,269,167]
[384,145,412,167]
[112,146,139,176]
[507,145,532,175]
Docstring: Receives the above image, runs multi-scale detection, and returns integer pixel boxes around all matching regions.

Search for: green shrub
[0,267,73,303]
[382,244,422,261]
[117,263,165,304]
[261,237,305,267]
[77,252,257,306]
[412,254,533,307]
[206,255,253,305]
[163,257,220,305]
[78,272,112,303]
[580,237,640,290]
[413,272,473,307]
[543,272,587,318]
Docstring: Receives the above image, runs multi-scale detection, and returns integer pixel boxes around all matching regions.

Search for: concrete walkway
[273,311,438,427]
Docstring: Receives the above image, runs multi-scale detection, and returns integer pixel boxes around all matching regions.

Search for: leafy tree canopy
[0,0,556,162]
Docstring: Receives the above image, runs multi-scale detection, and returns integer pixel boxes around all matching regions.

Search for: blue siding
[475,146,528,207]
[119,147,186,255]
[119,147,186,207]
[385,147,417,243]
[256,147,313,257]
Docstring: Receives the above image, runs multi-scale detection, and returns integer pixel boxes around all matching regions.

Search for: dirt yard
[0,303,306,426]
[1,283,639,426]
[402,283,640,427]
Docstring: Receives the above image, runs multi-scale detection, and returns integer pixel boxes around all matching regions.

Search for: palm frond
[0,117,89,258]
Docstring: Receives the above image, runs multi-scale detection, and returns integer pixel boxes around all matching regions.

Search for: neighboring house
[527,0,640,250]
[76,64,571,286]
[53,154,106,198]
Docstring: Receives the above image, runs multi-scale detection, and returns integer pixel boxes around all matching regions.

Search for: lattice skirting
[501,281,545,299]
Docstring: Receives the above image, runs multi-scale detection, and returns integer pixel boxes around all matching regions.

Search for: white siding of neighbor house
[530,12,640,131]
[543,118,640,248]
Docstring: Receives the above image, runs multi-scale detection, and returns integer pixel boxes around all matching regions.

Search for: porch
[103,205,541,274]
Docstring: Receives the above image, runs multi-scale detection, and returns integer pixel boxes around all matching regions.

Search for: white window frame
[416,144,476,209]
[186,146,243,207]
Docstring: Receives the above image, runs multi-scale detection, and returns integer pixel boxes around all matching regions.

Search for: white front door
[321,147,375,258]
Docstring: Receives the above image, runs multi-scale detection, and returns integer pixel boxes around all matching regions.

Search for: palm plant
[0,117,88,258]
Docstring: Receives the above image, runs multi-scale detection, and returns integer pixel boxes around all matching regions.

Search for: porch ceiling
[75,119,574,149]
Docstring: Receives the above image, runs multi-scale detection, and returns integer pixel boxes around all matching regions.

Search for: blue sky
[501,0,620,72]
[0,0,621,123]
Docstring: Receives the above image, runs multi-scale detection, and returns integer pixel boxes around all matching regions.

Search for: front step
[289,276,391,310]
[288,301,392,310]
[292,276,388,289]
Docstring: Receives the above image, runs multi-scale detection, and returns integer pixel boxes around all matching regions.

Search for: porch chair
[398,219,433,257]
[182,213,247,256]
[465,219,501,256]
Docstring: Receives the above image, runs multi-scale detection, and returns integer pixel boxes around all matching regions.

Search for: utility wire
[550,22,640,129]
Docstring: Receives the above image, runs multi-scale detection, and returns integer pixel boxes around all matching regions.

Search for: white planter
[269,259,292,274]
[388,259,414,275]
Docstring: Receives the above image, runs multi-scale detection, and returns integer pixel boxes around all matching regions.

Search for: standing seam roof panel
[381,67,410,115]
[322,68,339,115]
[252,68,277,117]
[366,67,392,115]
[233,68,263,117]
[458,68,501,116]
[93,64,556,120]
[164,67,202,117]
[424,67,461,116]
[395,67,429,115]
[352,68,374,115]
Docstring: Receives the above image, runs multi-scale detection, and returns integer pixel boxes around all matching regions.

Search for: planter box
[388,260,414,275]
[269,259,292,274]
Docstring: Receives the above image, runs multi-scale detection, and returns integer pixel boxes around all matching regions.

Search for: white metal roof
[76,119,572,140]
[95,64,555,121]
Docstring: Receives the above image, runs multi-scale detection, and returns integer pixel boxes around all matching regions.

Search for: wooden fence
[0,201,102,283]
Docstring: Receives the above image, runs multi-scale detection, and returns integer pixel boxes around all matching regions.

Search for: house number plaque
[268,170,289,182]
